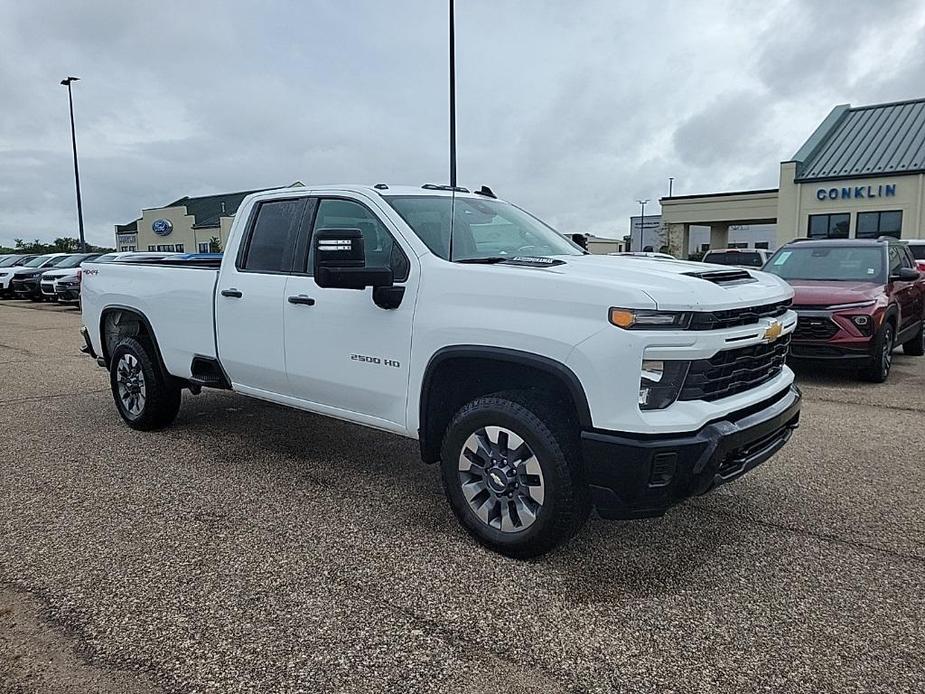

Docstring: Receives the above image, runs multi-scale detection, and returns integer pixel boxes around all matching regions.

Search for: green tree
[209,236,222,253]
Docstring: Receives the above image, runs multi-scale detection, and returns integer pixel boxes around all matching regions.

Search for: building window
[728,242,748,249]
[700,243,710,253]
[808,213,849,239]
[156,244,176,252]
[857,210,902,239]
[198,242,211,253]
[755,241,770,249]
[119,245,136,252]
[175,244,184,252]
[148,245,156,251]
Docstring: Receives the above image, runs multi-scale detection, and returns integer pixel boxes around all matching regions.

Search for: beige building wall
[132,206,236,252]
[777,169,924,242]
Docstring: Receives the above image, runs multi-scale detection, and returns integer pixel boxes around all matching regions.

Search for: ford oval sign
[152,218,173,236]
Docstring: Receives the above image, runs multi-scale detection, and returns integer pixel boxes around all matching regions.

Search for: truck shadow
[172,390,767,599]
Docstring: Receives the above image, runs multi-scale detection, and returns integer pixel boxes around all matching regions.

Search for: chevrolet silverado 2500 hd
[80,184,801,557]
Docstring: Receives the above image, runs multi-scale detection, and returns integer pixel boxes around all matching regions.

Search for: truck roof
[263,183,501,201]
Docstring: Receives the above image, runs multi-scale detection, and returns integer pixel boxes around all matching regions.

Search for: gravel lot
[1,300,923,693]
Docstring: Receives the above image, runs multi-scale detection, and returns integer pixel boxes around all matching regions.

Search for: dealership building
[115,182,302,252]
[661,98,925,257]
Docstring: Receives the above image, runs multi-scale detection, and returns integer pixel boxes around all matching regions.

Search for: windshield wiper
[454,256,510,264]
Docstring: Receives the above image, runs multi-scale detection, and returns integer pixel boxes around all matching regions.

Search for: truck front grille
[679,334,791,402]
[793,316,839,340]
[689,300,791,330]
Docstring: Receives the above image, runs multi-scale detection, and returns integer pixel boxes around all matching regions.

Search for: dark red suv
[763,238,925,382]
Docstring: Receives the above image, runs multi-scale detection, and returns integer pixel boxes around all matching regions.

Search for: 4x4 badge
[763,321,783,343]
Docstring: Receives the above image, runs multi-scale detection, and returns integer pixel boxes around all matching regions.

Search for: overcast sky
[1,0,924,247]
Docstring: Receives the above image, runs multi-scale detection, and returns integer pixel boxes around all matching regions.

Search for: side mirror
[892,267,921,282]
[313,228,393,289]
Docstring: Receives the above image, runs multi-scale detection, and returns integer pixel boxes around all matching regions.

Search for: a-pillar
[667,223,690,259]
[709,223,730,249]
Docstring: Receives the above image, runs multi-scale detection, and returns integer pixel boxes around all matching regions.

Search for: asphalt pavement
[1,300,923,693]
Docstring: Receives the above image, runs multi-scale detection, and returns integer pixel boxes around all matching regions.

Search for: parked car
[8,253,71,300]
[703,248,772,268]
[763,238,924,382]
[0,254,39,297]
[39,253,103,301]
[907,239,925,272]
[81,184,801,558]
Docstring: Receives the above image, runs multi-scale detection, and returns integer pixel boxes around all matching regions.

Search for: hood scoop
[684,269,757,286]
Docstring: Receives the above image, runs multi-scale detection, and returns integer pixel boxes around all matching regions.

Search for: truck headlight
[639,359,690,410]
[610,308,692,330]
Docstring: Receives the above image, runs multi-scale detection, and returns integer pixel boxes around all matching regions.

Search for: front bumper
[11,278,40,297]
[582,385,801,520]
[56,283,81,302]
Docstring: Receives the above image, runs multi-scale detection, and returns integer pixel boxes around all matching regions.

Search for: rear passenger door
[215,196,310,394]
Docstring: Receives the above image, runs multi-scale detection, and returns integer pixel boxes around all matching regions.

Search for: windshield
[385,196,583,261]
[24,254,53,267]
[0,256,24,267]
[705,251,763,267]
[55,254,91,268]
[764,246,885,282]
[94,253,119,263]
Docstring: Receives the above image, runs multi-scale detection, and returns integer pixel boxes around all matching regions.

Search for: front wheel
[859,323,895,382]
[109,336,181,430]
[440,391,590,558]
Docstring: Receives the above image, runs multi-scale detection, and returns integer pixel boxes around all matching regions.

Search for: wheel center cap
[485,467,510,493]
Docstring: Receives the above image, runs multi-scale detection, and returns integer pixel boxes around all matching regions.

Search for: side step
[189,355,232,390]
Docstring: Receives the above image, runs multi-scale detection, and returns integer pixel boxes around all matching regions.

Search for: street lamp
[60,76,86,252]
[668,177,674,197]
[636,199,649,251]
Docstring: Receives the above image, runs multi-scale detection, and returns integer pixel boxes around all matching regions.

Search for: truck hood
[519,254,793,311]
[41,268,79,281]
[786,280,883,307]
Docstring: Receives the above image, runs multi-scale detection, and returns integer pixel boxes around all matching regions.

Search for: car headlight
[639,359,690,410]
[610,308,692,330]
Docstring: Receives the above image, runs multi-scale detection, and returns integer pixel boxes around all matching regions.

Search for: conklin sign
[816,183,897,201]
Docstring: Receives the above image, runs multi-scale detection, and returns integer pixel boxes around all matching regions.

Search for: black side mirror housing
[892,267,921,282]
[313,228,394,289]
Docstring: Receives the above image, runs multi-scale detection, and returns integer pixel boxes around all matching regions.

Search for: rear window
[909,245,925,261]
[704,251,763,267]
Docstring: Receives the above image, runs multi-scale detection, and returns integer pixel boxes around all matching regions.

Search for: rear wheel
[109,336,181,430]
[860,323,895,382]
[902,320,924,356]
[440,391,590,558]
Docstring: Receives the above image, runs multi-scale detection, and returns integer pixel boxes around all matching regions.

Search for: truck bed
[81,260,220,378]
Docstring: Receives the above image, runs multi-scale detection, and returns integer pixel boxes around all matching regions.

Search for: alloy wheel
[457,425,545,533]
[116,353,146,416]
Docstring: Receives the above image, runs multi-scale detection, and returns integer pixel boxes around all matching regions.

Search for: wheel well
[98,307,172,378]
[418,350,591,463]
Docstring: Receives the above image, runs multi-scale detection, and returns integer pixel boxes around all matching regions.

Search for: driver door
[282,194,417,429]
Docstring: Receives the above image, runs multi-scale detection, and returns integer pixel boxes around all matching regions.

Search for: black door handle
[287,295,316,306]
[220,288,243,298]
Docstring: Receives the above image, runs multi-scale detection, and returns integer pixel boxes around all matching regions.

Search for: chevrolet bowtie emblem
[763,321,783,343]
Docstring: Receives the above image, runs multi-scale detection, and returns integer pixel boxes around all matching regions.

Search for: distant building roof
[791,98,925,182]
[118,182,303,232]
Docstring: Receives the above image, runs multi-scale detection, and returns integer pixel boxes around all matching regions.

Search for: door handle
[287,294,316,306]
[220,288,243,298]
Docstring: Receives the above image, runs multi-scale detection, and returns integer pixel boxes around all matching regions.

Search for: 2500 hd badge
[350,353,400,368]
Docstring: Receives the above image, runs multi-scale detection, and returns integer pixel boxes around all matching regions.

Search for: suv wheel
[109,336,182,430]
[440,390,590,558]
[860,323,895,382]
[902,320,924,356]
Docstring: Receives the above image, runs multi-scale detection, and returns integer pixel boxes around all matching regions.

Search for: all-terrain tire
[440,390,590,558]
[109,336,181,431]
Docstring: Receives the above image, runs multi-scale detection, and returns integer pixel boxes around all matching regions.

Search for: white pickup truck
[81,184,801,557]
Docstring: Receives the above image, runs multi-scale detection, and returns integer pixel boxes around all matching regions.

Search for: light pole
[668,177,674,197]
[61,76,86,252]
[636,199,649,251]
[449,0,457,188]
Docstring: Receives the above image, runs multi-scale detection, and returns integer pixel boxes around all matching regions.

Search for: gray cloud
[0,0,923,247]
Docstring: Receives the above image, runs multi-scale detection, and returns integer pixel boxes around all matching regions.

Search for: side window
[310,198,409,281]
[888,246,903,275]
[899,246,914,269]
[240,199,305,273]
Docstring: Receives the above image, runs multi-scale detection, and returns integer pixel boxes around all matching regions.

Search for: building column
[709,223,729,249]
[667,223,690,258]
